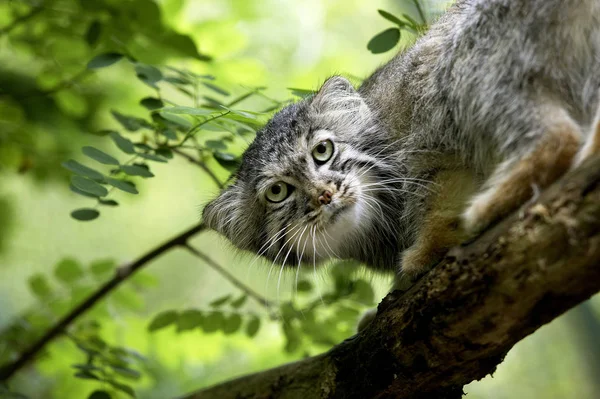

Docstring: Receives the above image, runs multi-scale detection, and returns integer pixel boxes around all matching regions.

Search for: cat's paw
[357,308,377,332]
[462,192,494,235]
[400,246,437,276]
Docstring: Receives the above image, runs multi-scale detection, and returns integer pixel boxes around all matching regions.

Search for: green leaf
[88,390,111,399]
[148,310,178,332]
[377,9,405,26]
[296,280,312,292]
[62,160,104,181]
[159,106,214,116]
[109,132,136,154]
[158,111,193,129]
[87,53,123,69]
[209,294,231,307]
[230,295,247,308]
[205,140,227,151]
[121,165,154,178]
[201,311,224,333]
[73,364,104,373]
[287,87,314,98]
[90,259,116,276]
[98,199,119,206]
[176,309,203,332]
[74,371,101,380]
[109,366,141,380]
[85,20,102,47]
[155,147,174,159]
[245,316,260,338]
[140,97,164,110]
[135,63,162,89]
[106,380,135,398]
[71,175,108,197]
[71,208,100,221]
[54,258,84,283]
[213,152,240,172]
[111,110,151,132]
[367,28,401,54]
[222,314,242,335]
[105,178,138,194]
[70,184,98,198]
[160,129,178,140]
[137,153,167,163]
[402,13,420,28]
[201,82,230,96]
[28,274,52,298]
[82,146,120,165]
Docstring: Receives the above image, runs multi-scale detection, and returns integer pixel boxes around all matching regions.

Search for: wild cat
[203,0,600,298]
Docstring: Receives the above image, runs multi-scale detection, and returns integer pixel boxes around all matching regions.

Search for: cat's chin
[313,198,371,260]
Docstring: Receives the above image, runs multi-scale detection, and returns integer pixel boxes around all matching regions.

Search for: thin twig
[0,6,43,36]
[172,148,223,189]
[184,243,273,309]
[0,223,206,381]
[413,0,427,25]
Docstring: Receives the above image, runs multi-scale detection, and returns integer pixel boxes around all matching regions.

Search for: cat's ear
[202,184,255,250]
[312,76,365,113]
[319,76,357,96]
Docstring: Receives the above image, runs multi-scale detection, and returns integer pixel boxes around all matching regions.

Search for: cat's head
[203,76,403,269]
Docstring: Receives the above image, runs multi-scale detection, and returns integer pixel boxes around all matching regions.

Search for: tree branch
[180,156,600,399]
[184,244,274,309]
[172,148,224,189]
[0,223,207,381]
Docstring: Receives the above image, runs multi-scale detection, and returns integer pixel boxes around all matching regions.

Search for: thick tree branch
[180,157,600,399]
[0,223,207,381]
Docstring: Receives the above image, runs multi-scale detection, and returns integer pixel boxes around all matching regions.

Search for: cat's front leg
[399,168,477,276]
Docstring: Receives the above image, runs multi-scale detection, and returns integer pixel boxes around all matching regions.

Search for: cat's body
[204,0,600,288]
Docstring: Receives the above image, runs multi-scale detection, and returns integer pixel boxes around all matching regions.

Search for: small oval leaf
[71,176,108,197]
[209,294,231,307]
[121,165,154,178]
[105,178,138,194]
[367,28,401,54]
[88,390,111,399]
[245,316,261,338]
[71,208,100,221]
[109,132,136,154]
[87,53,123,69]
[82,146,119,165]
[148,310,178,332]
[62,159,104,181]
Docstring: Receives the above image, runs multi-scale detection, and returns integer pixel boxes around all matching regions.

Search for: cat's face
[203,77,402,269]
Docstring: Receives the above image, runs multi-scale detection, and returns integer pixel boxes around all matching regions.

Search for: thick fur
[204,0,600,281]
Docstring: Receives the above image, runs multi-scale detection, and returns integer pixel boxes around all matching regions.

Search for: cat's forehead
[237,101,320,179]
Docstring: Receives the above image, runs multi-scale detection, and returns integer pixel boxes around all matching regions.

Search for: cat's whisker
[264,224,303,304]
[293,225,309,299]
[310,225,324,305]
[246,222,291,282]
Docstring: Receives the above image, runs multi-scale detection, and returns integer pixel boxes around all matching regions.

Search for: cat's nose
[318,190,333,205]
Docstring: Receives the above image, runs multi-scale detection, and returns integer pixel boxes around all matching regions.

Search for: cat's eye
[265,182,292,203]
[312,140,334,164]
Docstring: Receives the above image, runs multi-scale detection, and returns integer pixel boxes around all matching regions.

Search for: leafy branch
[0,222,205,381]
[184,244,273,309]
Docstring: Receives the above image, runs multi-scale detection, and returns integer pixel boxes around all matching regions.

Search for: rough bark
[181,157,600,399]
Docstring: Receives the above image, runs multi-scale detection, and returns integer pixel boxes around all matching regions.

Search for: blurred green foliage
[0,1,599,398]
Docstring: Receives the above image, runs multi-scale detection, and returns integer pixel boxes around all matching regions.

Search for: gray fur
[204,0,600,274]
